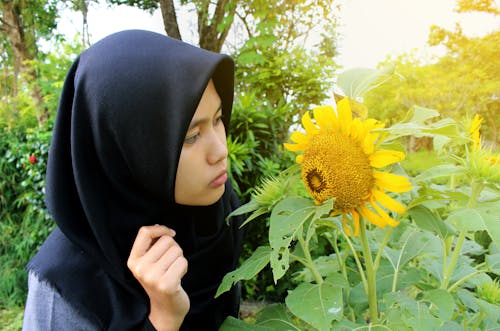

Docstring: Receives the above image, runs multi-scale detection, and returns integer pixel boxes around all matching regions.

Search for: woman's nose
[207,129,228,165]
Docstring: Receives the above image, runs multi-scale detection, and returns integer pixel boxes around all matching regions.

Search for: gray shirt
[22,272,99,331]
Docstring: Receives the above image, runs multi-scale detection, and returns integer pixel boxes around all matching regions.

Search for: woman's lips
[209,171,227,188]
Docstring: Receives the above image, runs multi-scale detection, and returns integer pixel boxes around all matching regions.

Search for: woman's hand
[127,225,190,331]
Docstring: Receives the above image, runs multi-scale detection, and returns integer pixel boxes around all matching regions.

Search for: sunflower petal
[362,132,378,155]
[374,171,412,193]
[352,211,360,236]
[358,204,387,228]
[290,131,309,146]
[370,199,399,227]
[296,154,304,164]
[283,142,303,152]
[337,98,352,134]
[313,105,338,131]
[370,150,405,168]
[372,189,406,214]
[342,215,352,236]
[302,111,319,136]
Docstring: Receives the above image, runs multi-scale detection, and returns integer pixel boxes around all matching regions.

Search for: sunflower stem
[297,232,323,284]
[441,230,466,290]
[359,218,378,324]
[448,264,486,293]
[374,227,393,272]
[342,231,368,294]
[442,179,484,290]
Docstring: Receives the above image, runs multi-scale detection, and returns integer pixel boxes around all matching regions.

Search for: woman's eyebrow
[187,103,222,130]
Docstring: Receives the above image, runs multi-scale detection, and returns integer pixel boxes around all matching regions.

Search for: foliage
[363,8,499,145]
[0,35,82,128]
[217,69,500,330]
[0,122,54,308]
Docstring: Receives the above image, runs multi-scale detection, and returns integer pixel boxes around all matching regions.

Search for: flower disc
[302,131,374,211]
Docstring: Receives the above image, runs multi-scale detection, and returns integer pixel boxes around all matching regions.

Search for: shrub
[0,121,54,308]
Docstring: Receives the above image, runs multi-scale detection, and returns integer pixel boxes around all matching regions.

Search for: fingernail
[170,229,176,236]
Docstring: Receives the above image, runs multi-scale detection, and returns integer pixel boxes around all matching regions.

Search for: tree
[363,1,499,146]
[0,0,60,125]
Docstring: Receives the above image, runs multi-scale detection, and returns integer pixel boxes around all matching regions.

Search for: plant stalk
[359,218,378,324]
[297,232,323,284]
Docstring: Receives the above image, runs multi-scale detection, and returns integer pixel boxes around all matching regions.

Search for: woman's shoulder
[22,272,101,331]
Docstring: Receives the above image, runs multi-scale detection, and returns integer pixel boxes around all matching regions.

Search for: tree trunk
[159,0,182,40]
[1,1,49,125]
[198,0,236,52]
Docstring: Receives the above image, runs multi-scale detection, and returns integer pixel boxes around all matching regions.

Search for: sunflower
[469,114,483,151]
[467,114,500,180]
[284,98,411,236]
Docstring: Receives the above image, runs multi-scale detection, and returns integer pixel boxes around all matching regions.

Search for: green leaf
[408,205,455,238]
[285,281,343,331]
[336,65,394,99]
[255,304,301,330]
[406,106,440,124]
[415,164,466,182]
[215,246,271,297]
[219,317,271,331]
[422,289,456,321]
[476,202,500,248]
[446,208,486,233]
[269,197,315,281]
[384,231,437,277]
[486,253,500,275]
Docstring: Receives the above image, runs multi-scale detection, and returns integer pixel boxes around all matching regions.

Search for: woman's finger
[141,235,176,264]
[128,225,175,261]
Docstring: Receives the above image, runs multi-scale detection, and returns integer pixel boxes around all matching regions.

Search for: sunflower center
[301,131,374,211]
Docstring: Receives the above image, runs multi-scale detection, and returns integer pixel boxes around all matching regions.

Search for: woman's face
[174,80,228,205]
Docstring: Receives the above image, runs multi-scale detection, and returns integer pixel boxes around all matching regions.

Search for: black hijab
[28,30,243,330]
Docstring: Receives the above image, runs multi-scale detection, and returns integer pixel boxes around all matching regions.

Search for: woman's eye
[184,133,200,144]
[214,115,223,126]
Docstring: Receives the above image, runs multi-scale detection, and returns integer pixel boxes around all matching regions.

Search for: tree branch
[159,0,181,40]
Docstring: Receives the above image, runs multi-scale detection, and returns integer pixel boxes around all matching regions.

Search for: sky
[58,0,500,69]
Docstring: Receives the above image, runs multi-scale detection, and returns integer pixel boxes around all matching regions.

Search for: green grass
[0,306,23,331]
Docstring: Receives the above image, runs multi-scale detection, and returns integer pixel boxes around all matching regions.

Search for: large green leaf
[269,197,315,281]
[408,205,455,239]
[215,246,271,297]
[486,253,500,275]
[285,281,343,331]
[414,165,466,182]
[336,66,394,99]
[219,317,271,331]
[476,202,500,248]
[446,208,486,233]
[383,231,438,287]
[422,289,456,321]
[255,304,302,331]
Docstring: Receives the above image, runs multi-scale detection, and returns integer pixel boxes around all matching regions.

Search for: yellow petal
[352,211,360,236]
[370,199,399,227]
[469,114,483,151]
[283,142,303,152]
[370,150,405,168]
[313,105,338,131]
[342,214,352,236]
[372,189,406,214]
[362,132,378,155]
[302,111,319,136]
[373,171,412,193]
[296,154,304,164]
[358,204,387,228]
[290,131,309,145]
[337,97,352,134]
[349,118,363,140]
[488,156,500,166]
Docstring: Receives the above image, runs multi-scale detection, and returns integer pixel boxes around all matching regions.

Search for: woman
[23,30,243,331]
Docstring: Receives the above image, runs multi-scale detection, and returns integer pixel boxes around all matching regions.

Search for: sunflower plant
[217,70,500,330]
